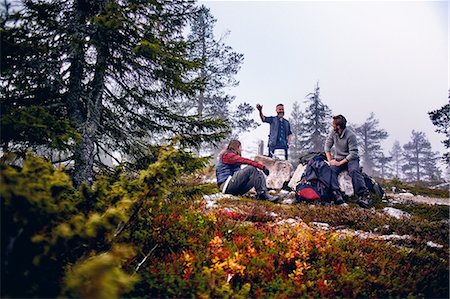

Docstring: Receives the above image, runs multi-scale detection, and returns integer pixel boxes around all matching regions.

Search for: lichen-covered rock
[254,155,293,189]
[288,164,306,190]
[383,207,411,219]
[338,171,354,196]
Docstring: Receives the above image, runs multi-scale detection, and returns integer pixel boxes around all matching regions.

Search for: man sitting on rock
[216,139,279,202]
[324,114,372,208]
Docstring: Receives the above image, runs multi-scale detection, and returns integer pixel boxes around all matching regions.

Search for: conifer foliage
[288,101,305,166]
[185,5,257,152]
[402,131,441,182]
[299,82,332,153]
[1,0,228,186]
[354,112,388,176]
[0,143,209,298]
[428,103,449,164]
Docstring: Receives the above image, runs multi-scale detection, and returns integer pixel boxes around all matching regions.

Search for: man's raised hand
[256,104,263,111]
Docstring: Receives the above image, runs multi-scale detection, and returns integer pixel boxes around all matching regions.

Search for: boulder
[288,164,306,190]
[338,171,354,196]
[383,207,411,219]
[254,155,293,189]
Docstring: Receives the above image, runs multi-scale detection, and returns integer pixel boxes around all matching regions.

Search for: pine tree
[389,140,403,179]
[299,82,332,153]
[402,131,441,182]
[288,101,305,166]
[428,103,449,164]
[354,112,388,176]
[1,1,229,186]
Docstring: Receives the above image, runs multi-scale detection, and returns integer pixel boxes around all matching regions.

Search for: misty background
[200,1,448,172]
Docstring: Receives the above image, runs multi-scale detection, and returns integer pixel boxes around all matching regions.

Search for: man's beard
[277,112,284,118]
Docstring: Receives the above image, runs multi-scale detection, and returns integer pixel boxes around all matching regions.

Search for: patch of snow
[203,193,234,210]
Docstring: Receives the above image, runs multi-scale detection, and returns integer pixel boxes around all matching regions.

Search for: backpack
[295,179,332,203]
[295,154,333,203]
[362,172,384,197]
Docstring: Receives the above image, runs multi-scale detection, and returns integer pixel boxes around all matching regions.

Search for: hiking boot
[256,191,280,203]
[332,191,345,205]
[357,192,372,208]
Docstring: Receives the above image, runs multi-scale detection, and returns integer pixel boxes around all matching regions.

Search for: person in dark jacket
[256,103,292,160]
[324,114,371,208]
[216,139,279,202]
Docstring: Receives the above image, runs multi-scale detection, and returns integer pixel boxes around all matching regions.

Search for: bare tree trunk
[71,1,109,186]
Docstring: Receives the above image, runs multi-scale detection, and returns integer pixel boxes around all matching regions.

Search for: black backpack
[362,172,384,197]
[295,180,331,203]
[295,154,333,203]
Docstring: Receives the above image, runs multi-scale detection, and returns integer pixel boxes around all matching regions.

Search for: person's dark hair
[276,104,284,108]
[333,114,347,129]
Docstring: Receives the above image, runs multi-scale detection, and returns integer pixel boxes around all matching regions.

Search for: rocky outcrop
[287,164,306,190]
[338,171,354,196]
[254,155,293,189]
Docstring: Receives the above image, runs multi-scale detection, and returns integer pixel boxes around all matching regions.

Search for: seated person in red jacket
[216,139,279,202]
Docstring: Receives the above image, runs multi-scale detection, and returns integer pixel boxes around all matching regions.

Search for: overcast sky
[199,0,448,162]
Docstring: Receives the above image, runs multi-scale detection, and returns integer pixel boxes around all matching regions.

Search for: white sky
[200,0,448,162]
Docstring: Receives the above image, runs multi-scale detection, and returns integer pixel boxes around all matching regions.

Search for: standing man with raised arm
[324,114,371,208]
[256,103,292,160]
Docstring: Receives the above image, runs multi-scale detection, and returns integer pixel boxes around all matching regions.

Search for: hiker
[216,139,279,202]
[324,114,372,208]
[256,103,292,160]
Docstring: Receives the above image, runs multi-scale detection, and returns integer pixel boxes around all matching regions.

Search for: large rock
[338,171,354,196]
[288,164,306,190]
[254,155,293,189]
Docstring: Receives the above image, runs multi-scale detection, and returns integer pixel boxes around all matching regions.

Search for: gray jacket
[324,128,359,161]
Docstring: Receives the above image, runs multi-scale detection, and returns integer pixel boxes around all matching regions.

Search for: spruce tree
[186,6,256,139]
[389,140,403,179]
[1,0,228,186]
[428,103,449,164]
[354,112,388,176]
[376,152,392,179]
[288,101,305,166]
[299,82,332,153]
[402,130,441,182]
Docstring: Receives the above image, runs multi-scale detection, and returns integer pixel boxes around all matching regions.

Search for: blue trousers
[330,159,368,196]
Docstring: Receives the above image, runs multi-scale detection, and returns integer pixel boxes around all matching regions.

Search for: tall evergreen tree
[375,152,392,179]
[428,103,449,164]
[389,140,403,179]
[288,101,305,166]
[186,5,256,137]
[299,82,332,152]
[402,130,441,182]
[354,112,388,176]
[1,0,228,186]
